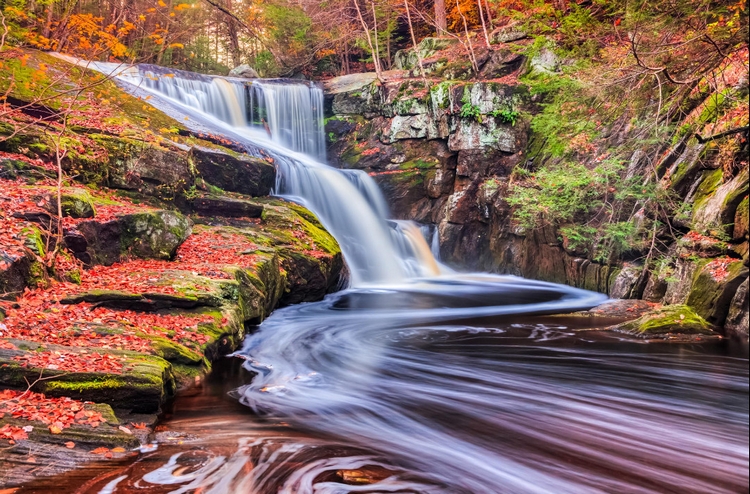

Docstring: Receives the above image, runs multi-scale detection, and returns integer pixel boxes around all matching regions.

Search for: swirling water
[21,295,748,493]
[33,62,748,493]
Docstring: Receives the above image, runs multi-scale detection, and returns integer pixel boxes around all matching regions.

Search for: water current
[33,60,749,494]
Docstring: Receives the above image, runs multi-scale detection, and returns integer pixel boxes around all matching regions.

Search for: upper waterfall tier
[119,66,327,160]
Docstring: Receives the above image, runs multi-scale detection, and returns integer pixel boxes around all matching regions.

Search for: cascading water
[50,60,747,494]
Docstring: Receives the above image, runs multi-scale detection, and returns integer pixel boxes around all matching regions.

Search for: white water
[104,64,443,285]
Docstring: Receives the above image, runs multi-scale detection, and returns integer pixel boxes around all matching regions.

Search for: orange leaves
[13,352,129,375]
[0,424,28,444]
[65,441,76,449]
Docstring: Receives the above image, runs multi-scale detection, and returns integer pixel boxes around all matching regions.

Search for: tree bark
[353,0,382,80]
[434,0,447,34]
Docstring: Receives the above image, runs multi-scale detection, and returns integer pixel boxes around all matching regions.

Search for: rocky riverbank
[322,34,749,340]
[0,50,342,485]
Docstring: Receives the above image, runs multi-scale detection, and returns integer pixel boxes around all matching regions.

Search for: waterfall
[102,64,440,286]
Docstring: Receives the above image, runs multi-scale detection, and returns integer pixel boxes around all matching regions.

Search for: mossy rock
[687,260,748,326]
[121,210,192,260]
[57,188,97,218]
[609,305,715,337]
[0,350,174,414]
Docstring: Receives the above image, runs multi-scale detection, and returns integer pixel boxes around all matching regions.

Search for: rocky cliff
[323,37,749,340]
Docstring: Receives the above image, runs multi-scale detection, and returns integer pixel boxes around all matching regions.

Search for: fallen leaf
[49,425,62,434]
[111,447,126,453]
[65,441,75,449]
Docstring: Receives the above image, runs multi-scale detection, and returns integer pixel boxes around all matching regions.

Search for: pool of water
[16,288,749,494]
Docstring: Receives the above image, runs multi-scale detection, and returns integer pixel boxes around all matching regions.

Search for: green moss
[611,305,714,336]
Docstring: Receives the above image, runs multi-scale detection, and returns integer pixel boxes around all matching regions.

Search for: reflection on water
[17,280,749,494]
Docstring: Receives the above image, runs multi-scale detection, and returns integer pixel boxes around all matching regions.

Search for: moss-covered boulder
[40,188,96,218]
[122,210,191,260]
[609,305,716,338]
[97,135,193,198]
[72,210,191,265]
[686,259,747,326]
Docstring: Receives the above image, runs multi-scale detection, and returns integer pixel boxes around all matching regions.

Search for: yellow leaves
[37,63,48,72]
[163,73,175,78]
[19,54,30,67]
[168,43,184,49]
[158,0,167,6]
[48,424,62,434]
[169,12,175,17]
[138,14,147,21]
[174,3,192,10]
[111,447,126,453]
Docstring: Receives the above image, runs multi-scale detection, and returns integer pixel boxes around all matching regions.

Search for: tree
[434,0,446,33]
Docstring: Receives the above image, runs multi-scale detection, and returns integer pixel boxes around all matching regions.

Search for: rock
[394,37,458,70]
[478,50,525,79]
[529,47,559,74]
[0,251,43,300]
[580,299,656,319]
[724,278,748,339]
[608,305,716,338]
[489,24,527,44]
[101,136,193,198]
[191,194,264,218]
[122,210,192,261]
[228,64,259,79]
[609,264,643,299]
[331,82,382,116]
[190,147,275,197]
[71,210,191,265]
[321,73,379,96]
[692,169,749,237]
[733,195,748,240]
[686,259,747,326]
[40,188,96,219]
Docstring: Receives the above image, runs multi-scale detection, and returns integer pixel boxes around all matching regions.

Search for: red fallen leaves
[12,351,129,375]
[2,297,212,354]
[0,424,28,444]
[0,177,153,233]
[0,389,105,432]
[705,256,735,282]
[683,231,721,244]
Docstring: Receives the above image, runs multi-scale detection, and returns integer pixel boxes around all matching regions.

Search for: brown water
[14,286,749,494]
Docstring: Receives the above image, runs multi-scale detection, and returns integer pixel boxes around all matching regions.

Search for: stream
[17,300,749,493]
[28,60,749,493]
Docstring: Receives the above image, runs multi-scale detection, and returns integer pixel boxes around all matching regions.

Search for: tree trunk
[353,0,382,80]
[434,0,447,34]
[477,0,490,47]
[404,0,427,88]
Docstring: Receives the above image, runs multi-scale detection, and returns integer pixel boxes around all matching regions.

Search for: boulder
[228,64,259,79]
[686,259,747,326]
[39,188,96,219]
[489,24,527,44]
[191,194,264,218]
[724,278,748,339]
[70,210,191,265]
[101,136,192,198]
[190,147,275,197]
[608,305,716,338]
[609,264,643,299]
